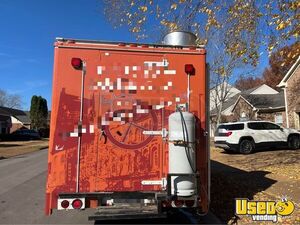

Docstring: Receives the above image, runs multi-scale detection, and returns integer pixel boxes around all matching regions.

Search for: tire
[239,139,254,154]
[288,136,300,150]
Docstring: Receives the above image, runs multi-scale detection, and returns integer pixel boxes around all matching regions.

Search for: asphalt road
[0,149,222,224]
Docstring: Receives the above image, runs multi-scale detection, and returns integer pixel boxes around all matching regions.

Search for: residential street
[0,149,221,224]
[0,149,94,224]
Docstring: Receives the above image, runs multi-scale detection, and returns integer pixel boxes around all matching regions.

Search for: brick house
[230,92,286,126]
[210,84,283,135]
[277,56,300,130]
[0,106,31,134]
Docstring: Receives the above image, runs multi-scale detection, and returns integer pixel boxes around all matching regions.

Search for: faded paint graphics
[46,40,208,214]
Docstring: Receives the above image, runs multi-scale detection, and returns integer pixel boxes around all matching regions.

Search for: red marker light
[185,200,195,207]
[71,58,83,70]
[61,200,69,209]
[174,200,184,207]
[185,64,195,75]
[72,199,83,209]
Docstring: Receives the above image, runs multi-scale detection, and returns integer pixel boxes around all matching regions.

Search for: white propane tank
[168,111,196,197]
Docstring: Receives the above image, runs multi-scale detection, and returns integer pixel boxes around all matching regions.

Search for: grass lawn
[0,139,49,159]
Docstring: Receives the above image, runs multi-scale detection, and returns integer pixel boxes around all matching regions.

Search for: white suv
[214,121,300,154]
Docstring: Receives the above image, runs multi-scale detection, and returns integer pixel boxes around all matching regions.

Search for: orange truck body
[46,38,209,216]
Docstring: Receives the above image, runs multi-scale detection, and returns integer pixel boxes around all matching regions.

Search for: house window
[275,114,283,125]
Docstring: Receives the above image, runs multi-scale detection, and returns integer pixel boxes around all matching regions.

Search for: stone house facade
[278,57,300,130]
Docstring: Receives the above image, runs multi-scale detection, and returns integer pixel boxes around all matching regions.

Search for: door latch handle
[100,130,107,144]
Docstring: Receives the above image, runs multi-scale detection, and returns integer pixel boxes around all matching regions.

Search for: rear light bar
[57,198,85,210]
[170,199,196,208]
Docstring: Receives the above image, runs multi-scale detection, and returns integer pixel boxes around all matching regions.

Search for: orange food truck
[45,31,210,220]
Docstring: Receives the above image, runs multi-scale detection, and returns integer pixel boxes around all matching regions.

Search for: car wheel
[288,136,300,150]
[239,139,254,154]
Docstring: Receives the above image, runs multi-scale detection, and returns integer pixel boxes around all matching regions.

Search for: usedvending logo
[235,197,295,222]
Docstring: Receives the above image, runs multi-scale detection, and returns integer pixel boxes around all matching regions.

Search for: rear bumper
[58,191,201,221]
[88,203,167,221]
[59,191,167,200]
[214,141,238,150]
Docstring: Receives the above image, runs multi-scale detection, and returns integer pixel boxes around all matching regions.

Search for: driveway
[210,147,300,224]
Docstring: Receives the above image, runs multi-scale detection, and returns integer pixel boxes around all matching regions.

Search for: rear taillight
[162,200,171,208]
[174,200,184,207]
[61,200,69,209]
[185,200,195,207]
[72,199,83,209]
[226,131,232,136]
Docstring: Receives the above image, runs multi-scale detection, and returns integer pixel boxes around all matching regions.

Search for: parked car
[9,129,41,141]
[214,121,300,154]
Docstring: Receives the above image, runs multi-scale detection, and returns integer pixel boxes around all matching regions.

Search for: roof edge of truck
[55,37,206,50]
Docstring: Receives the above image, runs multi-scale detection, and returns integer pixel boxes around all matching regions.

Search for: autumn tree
[102,0,299,126]
[103,0,299,64]
[263,41,300,89]
[0,89,22,109]
[234,76,264,91]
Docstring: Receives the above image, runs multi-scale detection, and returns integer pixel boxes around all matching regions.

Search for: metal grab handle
[100,130,107,144]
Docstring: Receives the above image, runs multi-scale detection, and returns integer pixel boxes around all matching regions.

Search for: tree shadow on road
[0,144,21,147]
[210,160,276,224]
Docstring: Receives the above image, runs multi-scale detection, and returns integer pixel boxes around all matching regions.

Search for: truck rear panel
[46,39,209,215]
